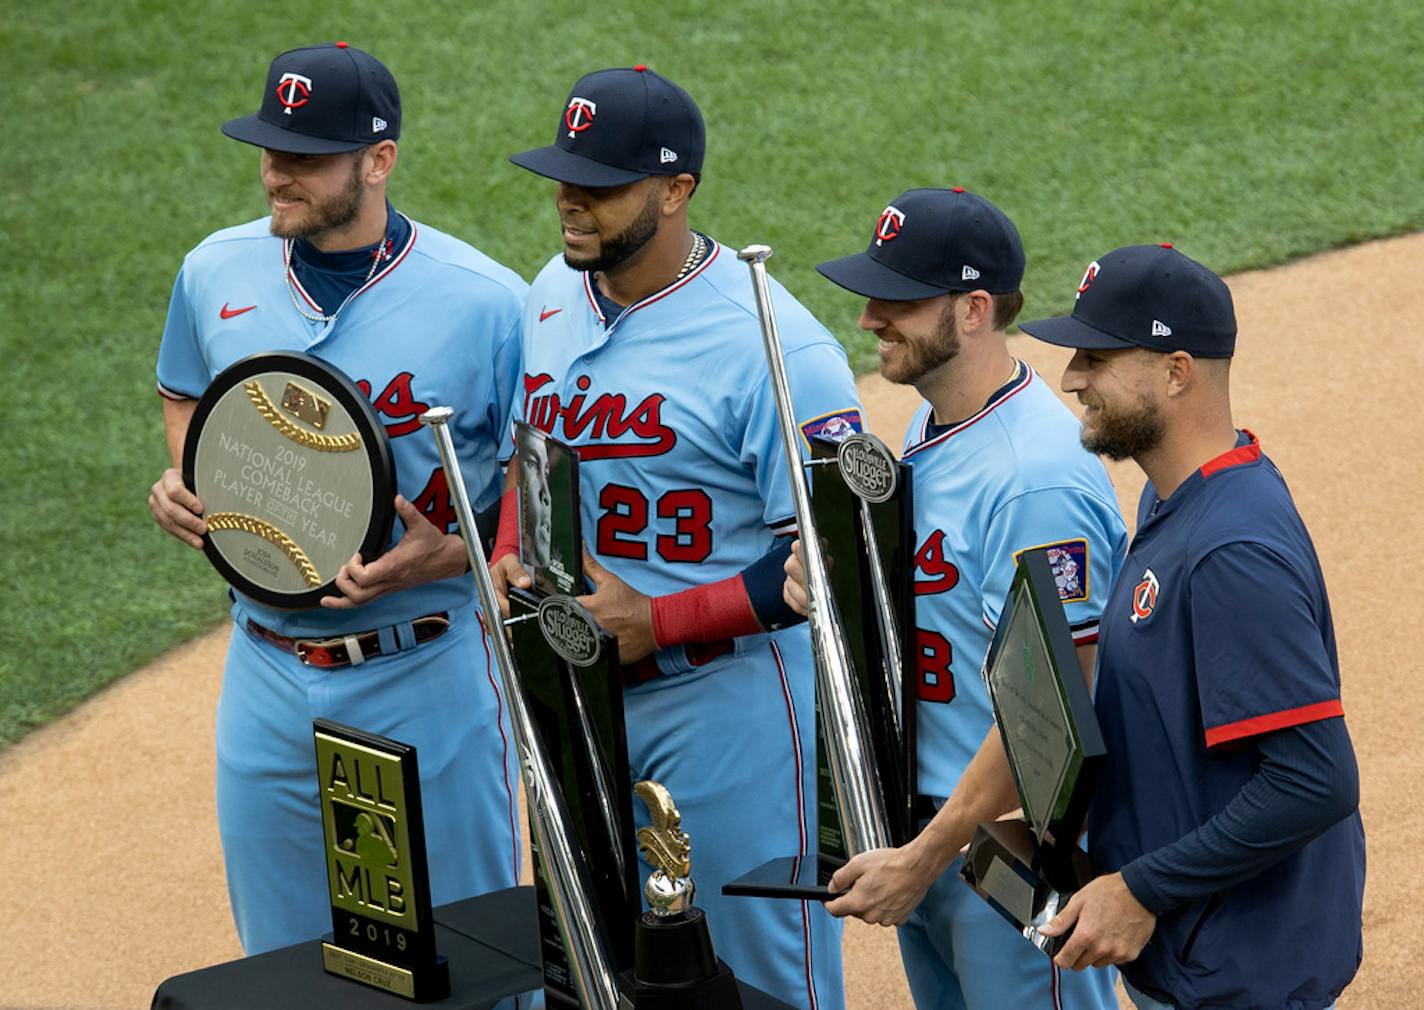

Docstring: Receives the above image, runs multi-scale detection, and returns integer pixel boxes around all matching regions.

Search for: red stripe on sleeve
[1204,698,1344,748]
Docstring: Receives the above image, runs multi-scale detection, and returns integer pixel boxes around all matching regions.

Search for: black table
[153,886,793,1009]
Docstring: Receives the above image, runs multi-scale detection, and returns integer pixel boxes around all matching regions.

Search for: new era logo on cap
[660,147,678,164]
[372,116,387,132]
[1152,319,1172,337]
[962,265,981,281]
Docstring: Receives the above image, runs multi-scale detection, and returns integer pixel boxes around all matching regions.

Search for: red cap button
[952,186,965,193]
[634,64,647,72]
[1160,242,1174,249]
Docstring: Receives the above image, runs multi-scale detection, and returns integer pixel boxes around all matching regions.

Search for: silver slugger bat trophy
[421,407,620,1010]
[735,246,892,856]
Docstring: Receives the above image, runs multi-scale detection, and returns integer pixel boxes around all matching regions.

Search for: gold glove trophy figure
[622,781,743,1009]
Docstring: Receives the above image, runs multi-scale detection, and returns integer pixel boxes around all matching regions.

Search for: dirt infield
[6,235,1422,1009]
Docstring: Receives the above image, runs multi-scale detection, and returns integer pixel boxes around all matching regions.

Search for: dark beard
[1081,395,1165,460]
[269,156,364,242]
[881,300,960,385]
[563,190,660,275]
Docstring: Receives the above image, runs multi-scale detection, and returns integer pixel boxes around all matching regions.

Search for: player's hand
[824,844,935,926]
[576,548,656,664]
[1038,871,1156,971]
[321,496,466,609]
[488,552,531,620]
[149,467,207,549]
[783,539,809,617]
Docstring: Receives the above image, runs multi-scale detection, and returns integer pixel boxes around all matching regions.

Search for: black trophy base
[618,907,743,1009]
[722,856,838,901]
[320,937,450,1002]
[960,819,1094,958]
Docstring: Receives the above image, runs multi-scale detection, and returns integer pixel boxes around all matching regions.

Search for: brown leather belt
[245,612,451,669]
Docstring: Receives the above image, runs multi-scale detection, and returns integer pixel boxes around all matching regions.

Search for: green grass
[4,0,1424,748]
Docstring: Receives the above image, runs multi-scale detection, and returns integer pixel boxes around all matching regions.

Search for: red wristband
[651,573,763,648]
[489,485,520,565]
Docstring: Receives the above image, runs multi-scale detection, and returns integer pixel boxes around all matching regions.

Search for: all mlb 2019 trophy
[313,719,448,1001]
[959,547,1107,957]
[725,245,918,903]
[182,351,396,609]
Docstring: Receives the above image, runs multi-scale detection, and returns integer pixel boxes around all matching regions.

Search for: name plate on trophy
[960,548,1105,956]
[314,719,448,1002]
[183,351,396,609]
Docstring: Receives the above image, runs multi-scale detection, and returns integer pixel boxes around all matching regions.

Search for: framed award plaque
[182,351,396,609]
[960,547,1107,956]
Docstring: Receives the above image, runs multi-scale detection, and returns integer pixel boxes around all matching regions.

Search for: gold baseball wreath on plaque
[244,380,363,453]
[204,513,322,587]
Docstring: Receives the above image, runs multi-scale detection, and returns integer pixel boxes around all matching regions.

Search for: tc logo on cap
[875,205,905,246]
[1076,260,1101,299]
[565,97,597,138]
[276,72,313,115]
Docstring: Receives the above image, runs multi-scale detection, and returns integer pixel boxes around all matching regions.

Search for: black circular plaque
[182,351,396,609]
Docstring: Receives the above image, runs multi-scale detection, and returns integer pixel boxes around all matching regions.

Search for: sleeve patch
[1014,538,1090,603]
[799,408,863,449]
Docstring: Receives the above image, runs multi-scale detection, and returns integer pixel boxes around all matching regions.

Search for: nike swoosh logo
[220,303,257,319]
[539,306,562,322]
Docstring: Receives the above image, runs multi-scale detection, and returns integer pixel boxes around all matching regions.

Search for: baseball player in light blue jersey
[786,188,1127,1009]
[148,43,525,954]
[492,67,860,1010]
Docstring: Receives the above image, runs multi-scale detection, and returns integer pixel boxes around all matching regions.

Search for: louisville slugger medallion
[836,432,898,504]
[183,351,396,608]
[537,594,604,668]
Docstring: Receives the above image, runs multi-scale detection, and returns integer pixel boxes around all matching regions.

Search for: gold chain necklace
[675,231,707,281]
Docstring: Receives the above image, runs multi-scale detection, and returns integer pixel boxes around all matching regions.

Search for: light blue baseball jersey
[157,214,525,635]
[514,240,862,619]
[902,364,1128,800]
[155,213,527,954]
[515,238,861,1010]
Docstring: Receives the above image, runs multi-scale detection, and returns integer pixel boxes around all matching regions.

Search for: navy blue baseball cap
[1020,244,1236,358]
[509,66,705,188]
[816,187,1025,300]
[221,42,400,155]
